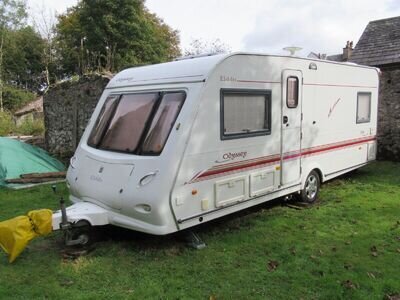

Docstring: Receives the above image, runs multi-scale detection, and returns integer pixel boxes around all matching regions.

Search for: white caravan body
[61,53,379,235]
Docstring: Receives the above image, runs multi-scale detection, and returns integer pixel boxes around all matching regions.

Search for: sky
[27,0,400,56]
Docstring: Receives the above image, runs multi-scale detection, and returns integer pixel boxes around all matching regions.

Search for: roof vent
[283,46,303,56]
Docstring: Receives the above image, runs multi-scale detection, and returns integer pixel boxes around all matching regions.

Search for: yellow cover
[0,209,53,263]
[27,209,53,235]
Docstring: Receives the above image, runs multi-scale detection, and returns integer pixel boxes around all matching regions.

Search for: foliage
[184,38,231,56]
[2,26,46,90]
[54,7,83,76]
[0,162,399,299]
[55,0,181,75]
[0,0,182,109]
[31,5,58,90]
[0,0,29,111]
[0,0,27,30]
[13,118,44,136]
[0,110,13,135]
[2,85,35,111]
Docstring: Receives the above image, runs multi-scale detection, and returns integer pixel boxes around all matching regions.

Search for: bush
[0,111,15,136]
[14,118,45,136]
[2,85,36,112]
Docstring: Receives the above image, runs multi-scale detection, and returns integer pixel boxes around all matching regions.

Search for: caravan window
[356,92,371,123]
[88,91,186,155]
[141,92,185,154]
[287,77,299,108]
[88,95,120,147]
[97,93,159,152]
[221,89,271,140]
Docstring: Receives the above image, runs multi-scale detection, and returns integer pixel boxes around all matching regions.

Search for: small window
[287,77,299,108]
[356,92,371,123]
[221,89,271,140]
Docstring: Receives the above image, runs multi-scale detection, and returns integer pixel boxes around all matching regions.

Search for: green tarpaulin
[0,137,65,188]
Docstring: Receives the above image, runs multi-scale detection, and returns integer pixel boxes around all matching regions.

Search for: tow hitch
[52,185,108,247]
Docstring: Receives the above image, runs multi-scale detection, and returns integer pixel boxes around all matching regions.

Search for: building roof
[14,96,43,116]
[350,16,400,66]
[327,54,344,62]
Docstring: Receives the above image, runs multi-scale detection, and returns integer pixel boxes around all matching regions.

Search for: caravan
[53,53,379,243]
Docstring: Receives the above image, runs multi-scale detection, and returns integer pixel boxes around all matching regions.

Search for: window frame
[87,90,186,156]
[220,88,272,141]
[356,92,371,124]
[286,76,299,108]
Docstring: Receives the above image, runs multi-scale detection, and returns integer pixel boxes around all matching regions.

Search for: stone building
[43,75,110,158]
[14,96,43,127]
[326,41,354,62]
[350,16,400,161]
[308,41,354,62]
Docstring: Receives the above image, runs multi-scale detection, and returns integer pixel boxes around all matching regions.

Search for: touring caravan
[53,53,379,244]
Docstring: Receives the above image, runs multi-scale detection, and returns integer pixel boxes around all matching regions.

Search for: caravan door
[281,69,302,186]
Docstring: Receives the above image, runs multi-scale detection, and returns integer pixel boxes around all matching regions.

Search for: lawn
[0,161,399,299]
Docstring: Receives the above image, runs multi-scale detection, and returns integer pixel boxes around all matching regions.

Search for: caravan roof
[106,52,379,89]
[107,53,228,89]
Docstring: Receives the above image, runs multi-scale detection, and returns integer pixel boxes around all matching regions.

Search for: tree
[0,0,28,111]
[3,26,45,90]
[31,4,58,91]
[55,7,83,76]
[55,0,180,75]
[184,38,231,56]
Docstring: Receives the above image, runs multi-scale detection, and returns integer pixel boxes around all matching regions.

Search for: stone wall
[377,68,400,161]
[44,75,110,158]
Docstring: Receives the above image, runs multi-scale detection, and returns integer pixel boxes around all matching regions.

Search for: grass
[0,111,45,137]
[0,161,399,299]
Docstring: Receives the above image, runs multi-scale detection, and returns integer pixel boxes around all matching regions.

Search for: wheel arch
[302,162,324,186]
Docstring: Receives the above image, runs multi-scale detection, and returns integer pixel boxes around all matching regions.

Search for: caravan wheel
[68,220,94,247]
[300,170,320,203]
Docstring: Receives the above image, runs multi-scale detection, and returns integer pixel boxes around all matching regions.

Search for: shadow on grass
[76,197,285,255]
[62,165,376,256]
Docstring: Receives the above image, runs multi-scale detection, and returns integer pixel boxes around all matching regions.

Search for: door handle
[283,116,289,124]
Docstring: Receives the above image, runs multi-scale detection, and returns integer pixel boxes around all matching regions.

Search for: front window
[141,92,185,154]
[88,91,186,155]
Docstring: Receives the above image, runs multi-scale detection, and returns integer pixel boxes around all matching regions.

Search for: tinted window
[88,95,119,147]
[98,93,159,152]
[87,91,186,155]
[141,92,185,154]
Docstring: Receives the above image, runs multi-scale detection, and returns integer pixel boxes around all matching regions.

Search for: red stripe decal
[199,156,280,178]
[189,136,375,183]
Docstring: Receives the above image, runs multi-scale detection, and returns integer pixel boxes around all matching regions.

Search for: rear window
[88,91,186,155]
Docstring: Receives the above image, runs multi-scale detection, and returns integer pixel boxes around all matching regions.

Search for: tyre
[69,220,94,247]
[300,170,320,203]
